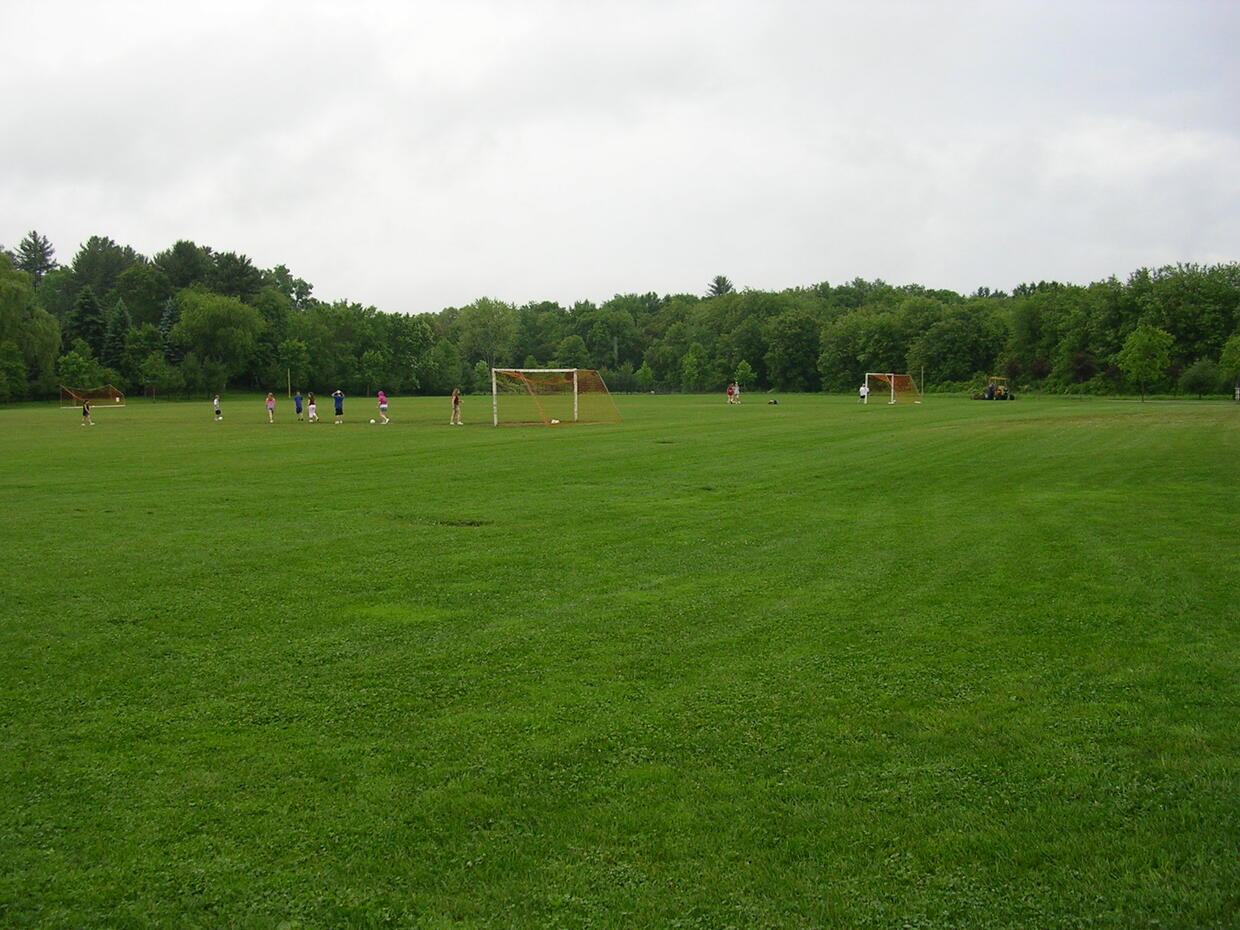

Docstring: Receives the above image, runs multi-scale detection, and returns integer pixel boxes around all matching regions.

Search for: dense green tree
[169,290,266,388]
[680,341,715,392]
[1220,332,1240,391]
[58,338,106,390]
[154,240,213,289]
[471,359,491,394]
[101,299,132,376]
[1117,324,1173,401]
[707,275,735,297]
[635,360,655,393]
[65,286,107,356]
[457,297,517,367]
[136,350,183,397]
[209,251,263,300]
[554,334,591,368]
[277,338,312,393]
[70,235,141,301]
[32,266,78,321]
[15,231,57,286]
[0,254,31,344]
[112,263,173,327]
[1178,359,1221,397]
[358,348,389,395]
[417,339,466,395]
[262,264,314,310]
[764,310,820,391]
[18,305,61,394]
[734,359,756,388]
[124,324,163,380]
[0,341,28,401]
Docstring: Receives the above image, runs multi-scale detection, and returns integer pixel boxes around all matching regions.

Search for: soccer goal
[60,384,125,408]
[865,372,922,405]
[491,369,622,426]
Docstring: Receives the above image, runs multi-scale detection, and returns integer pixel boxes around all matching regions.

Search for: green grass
[1,394,1238,929]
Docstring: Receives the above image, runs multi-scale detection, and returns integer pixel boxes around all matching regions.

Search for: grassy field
[1,393,1237,929]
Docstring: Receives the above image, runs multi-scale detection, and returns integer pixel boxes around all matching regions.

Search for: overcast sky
[3,0,1238,313]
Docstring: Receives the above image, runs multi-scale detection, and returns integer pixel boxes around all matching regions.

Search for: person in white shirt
[859,383,869,404]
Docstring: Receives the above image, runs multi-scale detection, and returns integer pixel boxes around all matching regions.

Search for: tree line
[2,232,1239,403]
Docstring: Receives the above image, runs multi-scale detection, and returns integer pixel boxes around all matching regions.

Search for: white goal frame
[864,372,922,405]
[491,368,622,426]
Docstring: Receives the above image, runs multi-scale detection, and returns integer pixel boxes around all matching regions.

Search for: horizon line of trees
[2,232,1239,404]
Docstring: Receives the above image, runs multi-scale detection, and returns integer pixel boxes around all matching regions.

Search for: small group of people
[261,390,347,424]
[725,381,742,404]
[239,390,465,425]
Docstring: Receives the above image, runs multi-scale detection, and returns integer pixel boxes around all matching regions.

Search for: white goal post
[491,368,622,426]
[864,372,922,405]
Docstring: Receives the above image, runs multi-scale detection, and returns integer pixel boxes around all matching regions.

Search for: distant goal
[61,384,125,408]
[491,369,622,426]
[865,372,922,405]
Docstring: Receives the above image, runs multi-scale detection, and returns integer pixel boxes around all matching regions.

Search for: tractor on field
[973,376,1014,400]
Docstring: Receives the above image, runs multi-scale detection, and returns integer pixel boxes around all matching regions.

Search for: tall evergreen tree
[16,231,58,286]
[65,286,107,357]
[159,297,183,365]
[101,299,132,373]
[708,275,735,297]
[70,235,141,300]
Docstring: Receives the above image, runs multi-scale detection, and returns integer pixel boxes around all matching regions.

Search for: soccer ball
[550,419,560,424]
[370,418,376,424]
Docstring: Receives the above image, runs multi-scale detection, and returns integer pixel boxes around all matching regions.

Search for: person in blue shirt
[294,390,304,421]
[332,389,344,425]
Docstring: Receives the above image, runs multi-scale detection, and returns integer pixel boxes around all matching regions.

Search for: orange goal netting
[491,369,622,426]
[60,385,126,408]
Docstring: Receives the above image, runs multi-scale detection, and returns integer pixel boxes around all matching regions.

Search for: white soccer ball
[370,418,376,424]
[550,419,560,424]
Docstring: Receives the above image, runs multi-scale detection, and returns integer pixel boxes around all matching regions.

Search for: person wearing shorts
[332,390,344,424]
[81,400,94,426]
[213,395,222,421]
[450,388,462,425]
[266,392,276,423]
[307,392,318,423]
[377,390,390,424]
[294,391,304,421]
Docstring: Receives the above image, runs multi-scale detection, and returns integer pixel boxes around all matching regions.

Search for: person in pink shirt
[265,392,276,423]
[377,390,390,424]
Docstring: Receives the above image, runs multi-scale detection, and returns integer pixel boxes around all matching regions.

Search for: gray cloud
[3,0,1237,312]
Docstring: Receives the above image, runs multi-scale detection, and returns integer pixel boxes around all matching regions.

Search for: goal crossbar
[491,368,621,426]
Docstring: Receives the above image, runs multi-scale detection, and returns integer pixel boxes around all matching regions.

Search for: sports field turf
[1,394,1237,928]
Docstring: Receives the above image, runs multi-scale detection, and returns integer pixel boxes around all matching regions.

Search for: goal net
[865,372,922,405]
[491,369,622,426]
[60,384,125,408]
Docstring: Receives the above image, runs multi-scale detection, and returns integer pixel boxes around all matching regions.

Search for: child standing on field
[377,390,390,424]
[859,383,869,404]
[726,383,735,404]
[307,392,318,423]
[213,395,222,421]
[266,392,276,423]
[450,388,462,425]
[81,400,94,426]
[332,389,344,424]
[294,390,303,421]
